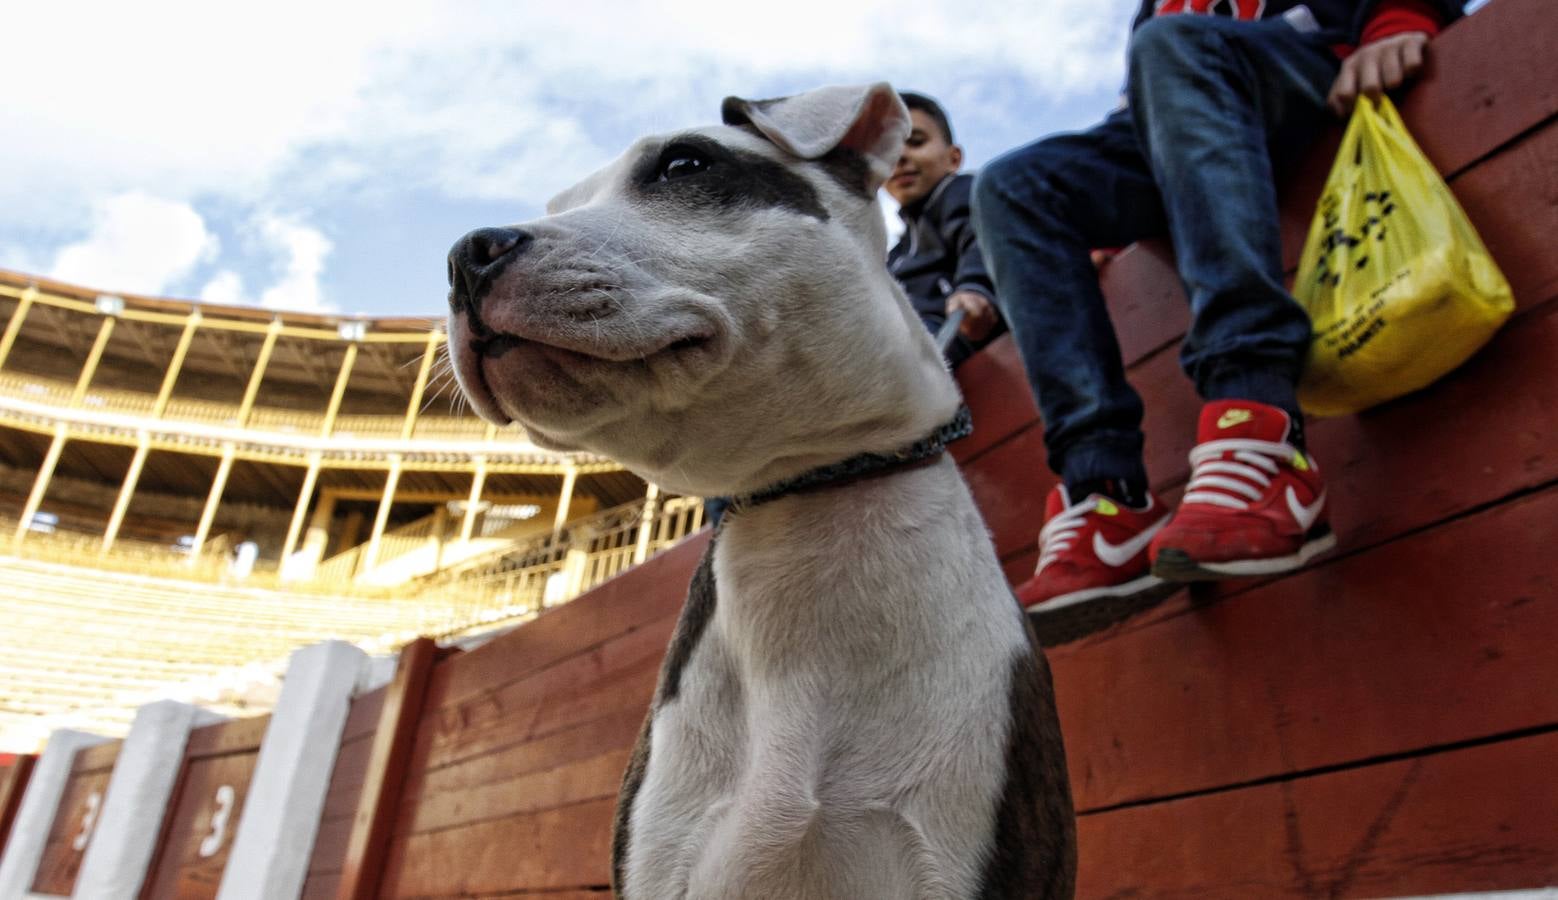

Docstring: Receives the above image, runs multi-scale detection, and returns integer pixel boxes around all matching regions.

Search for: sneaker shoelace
[1182,438,1304,511]
[1036,496,1102,574]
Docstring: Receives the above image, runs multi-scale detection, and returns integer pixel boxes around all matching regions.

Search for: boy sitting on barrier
[971,0,1459,626]
[886,92,1002,367]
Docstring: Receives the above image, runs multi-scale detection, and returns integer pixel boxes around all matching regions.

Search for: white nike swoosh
[1286,487,1326,533]
[1093,514,1170,568]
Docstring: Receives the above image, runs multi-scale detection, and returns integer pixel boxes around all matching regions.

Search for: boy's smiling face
[885,108,963,206]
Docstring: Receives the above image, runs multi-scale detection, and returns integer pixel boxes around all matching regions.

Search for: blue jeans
[972,14,1339,488]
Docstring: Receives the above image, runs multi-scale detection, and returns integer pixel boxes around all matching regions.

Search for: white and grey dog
[447,83,1075,899]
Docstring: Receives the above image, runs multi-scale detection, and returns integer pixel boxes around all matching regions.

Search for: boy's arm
[1328,0,1452,115]
[939,177,997,302]
[938,176,1001,341]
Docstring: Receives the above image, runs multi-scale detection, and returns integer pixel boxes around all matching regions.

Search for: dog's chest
[624,485,1025,898]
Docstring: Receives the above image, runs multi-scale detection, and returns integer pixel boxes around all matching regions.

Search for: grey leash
[934,308,966,356]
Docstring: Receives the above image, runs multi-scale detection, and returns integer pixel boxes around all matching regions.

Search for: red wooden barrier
[30,739,121,895]
[1076,729,1558,897]
[140,714,271,898]
[0,753,36,860]
[378,534,708,896]
[1053,482,1558,812]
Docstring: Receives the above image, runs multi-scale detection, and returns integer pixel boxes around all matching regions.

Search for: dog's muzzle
[447,226,531,336]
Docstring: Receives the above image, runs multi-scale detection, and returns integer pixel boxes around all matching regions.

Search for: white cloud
[3,0,1135,309]
[193,217,334,313]
[49,192,217,295]
[200,270,245,305]
[1,0,1133,220]
[257,217,334,313]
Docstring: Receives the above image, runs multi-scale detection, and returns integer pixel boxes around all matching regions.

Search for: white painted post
[0,729,108,898]
[215,641,369,900]
[73,701,223,899]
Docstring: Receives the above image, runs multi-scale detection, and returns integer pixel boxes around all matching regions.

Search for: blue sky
[1,0,1137,318]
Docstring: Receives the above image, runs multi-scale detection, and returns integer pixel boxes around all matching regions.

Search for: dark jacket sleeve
[937,175,997,303]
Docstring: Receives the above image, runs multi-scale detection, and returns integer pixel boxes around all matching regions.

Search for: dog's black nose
[448,226,531,310]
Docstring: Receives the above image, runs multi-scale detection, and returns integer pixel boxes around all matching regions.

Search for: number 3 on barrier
[199,784,236,858]
[72,791,103,851]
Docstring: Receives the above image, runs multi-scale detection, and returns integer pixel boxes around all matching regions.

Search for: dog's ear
[721,82,909,193]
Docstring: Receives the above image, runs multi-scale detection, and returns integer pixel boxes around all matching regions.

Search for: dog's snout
[466,227,527,267]
[448,226,531,304]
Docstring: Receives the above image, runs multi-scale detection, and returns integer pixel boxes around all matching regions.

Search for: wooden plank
[1398,0,1558,177]
[399,705,644,816]
[952,336,1040,464]
[306,814,353,881]
[342,686,387,742]
[335,637,441,900]
[307,688,393,879]
[72,738,123,774]
[300,869,341,900]
[401,746,631,836]
[183,713,270,759]
[30,765,114,895]
[415,613,674,774]
[426,532,707,712]
[316,734,375,824]
[1076,730,1558,898]
[140,750,260,899]
[1097,240,1191,370]
[961,422,1055,562]
[380,797,615,897]
[0,754,35,857]
[406,654,660,804]
[1445,121,1558,310]
[1052,483,1558,813]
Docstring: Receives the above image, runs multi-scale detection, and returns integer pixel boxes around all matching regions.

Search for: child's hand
[946,290,999,342]
[1328,31,1430,116]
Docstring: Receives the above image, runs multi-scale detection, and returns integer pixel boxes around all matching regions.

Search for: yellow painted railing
[0,370,496,441]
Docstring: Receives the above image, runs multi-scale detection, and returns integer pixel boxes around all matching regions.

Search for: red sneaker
[1017,485,1174,645]
[1150,400,1337,581]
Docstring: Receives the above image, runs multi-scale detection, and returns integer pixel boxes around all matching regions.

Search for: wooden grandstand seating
[0,556,462,738]
[29,738,121,895]
[0,753,35,860]
[336,0,1558,895]
[139,714,271,898]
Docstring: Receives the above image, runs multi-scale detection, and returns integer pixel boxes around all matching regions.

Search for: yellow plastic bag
[1294,94,1514,417]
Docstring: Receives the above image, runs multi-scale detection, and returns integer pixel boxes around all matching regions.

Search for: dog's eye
[657,147,711,182]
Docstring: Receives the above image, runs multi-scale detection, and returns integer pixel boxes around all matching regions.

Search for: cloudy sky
[1,0,1138,318]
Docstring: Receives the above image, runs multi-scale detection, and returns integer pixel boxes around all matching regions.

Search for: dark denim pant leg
[1126,15,1340,415]
[972,115,1167,488]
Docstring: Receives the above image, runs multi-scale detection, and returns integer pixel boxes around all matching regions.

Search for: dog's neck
[709,436,1002,676]
[722,406,972,514]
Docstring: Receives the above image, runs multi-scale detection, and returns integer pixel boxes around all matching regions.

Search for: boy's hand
[1328,31,1430,116]
[946,290,998,342]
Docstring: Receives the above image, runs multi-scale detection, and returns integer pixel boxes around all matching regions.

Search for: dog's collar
[725,406,973,515]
